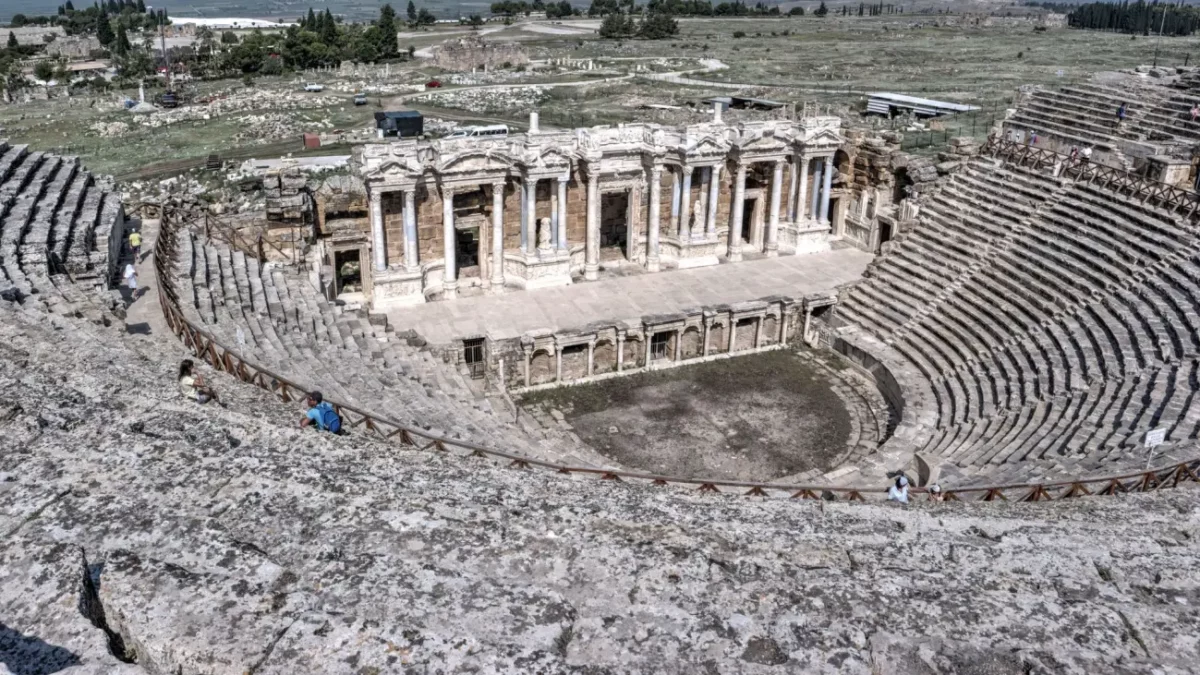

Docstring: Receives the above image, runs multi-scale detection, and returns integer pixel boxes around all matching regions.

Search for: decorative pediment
[436,148,519,174]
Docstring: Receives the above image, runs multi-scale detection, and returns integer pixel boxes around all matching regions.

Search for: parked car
[160,91,179,109]
[353,93,368,106]
[304,83,325,92]
[425,80,442,89]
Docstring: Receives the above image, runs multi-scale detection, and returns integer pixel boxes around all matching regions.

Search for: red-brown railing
[983,137,1200,217]
[152,204,1200,503]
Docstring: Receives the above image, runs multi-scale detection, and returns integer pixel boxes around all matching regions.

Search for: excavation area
[519,350,862,482]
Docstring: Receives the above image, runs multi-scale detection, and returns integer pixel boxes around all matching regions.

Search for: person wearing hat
[887,475,909,504]
[928,484,944,502]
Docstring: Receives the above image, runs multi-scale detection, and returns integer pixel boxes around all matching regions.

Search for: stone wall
[430,35,529,73]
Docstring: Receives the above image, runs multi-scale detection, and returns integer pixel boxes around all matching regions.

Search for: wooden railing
[983,137,1200,217]
[152,205,1200,503]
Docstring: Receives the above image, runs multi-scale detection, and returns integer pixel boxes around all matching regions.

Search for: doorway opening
[600,192,629,256]
[455,227,480,278]
[741,198,755,243]
[878,222,894,253]
[334,249,362,296]
[650,331,673,361]
[463,337,485,379]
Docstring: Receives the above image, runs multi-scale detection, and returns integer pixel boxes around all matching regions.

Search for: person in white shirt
[887,475,910,504]
[123,263,138,290]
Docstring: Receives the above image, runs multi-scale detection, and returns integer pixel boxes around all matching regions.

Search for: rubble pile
[423,86,548,114]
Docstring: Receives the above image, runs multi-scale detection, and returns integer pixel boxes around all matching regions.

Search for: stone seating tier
[838,156,1200,484]
[174,230,612,469]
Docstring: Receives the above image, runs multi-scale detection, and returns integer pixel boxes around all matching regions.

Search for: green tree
[377,4,399,56]
[417,8,436,25]
[814,1,828,16]
[638,12,678,38]
[320,9,337,43]
[304,7,317,29]
[65,0,75,11]
[407,0,417,22]
[598,11,635,36]
[135,0,144,11]
[788,6,804,14]
[34,60,56,81]
[114,22,131,55]
[96,11,114,46]
[6,32,17,49]
[468,14,484,27]
[221,30,239,44]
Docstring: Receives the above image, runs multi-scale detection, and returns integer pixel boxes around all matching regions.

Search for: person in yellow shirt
[129,230,142,259]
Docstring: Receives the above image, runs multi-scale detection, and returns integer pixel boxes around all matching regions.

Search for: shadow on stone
[0,622,82,675]
[124,322,151,336]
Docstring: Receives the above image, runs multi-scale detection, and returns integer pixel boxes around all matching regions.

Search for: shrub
[733,30,746,38]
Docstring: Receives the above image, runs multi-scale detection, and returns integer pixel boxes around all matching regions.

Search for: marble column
[647,164,662,272]
[370,189,385,272]
[766,160,783,257]
[403,189,418,269]
[810,158,823,222]
[587,340,596,377]
[796,156,810,227]
[555,346,563,382]
[727,162,747,262]
[523,350,531,387]
[441,186,457,300]
[549,186,559,249]
[585,169,600,281]
[706,164,721,236]
[728,319,737,352]
[526,178,538,254]
[519,180,528,253]
[679,166,692,242]
[556,177,568,251]
[820,156,833,224]
[786,155,799,223]
[616,332,625,372]
[702,322,712,356]
[669,168,681,236]
[490,181,505,290]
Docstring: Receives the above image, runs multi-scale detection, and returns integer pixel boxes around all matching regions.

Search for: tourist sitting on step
[927,484,944,503]
[301,391,343,435]
[887,475,910,504]
[178,359,222,406]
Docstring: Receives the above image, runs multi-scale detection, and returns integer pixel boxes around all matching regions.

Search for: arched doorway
[530,349,554,385]
[761,316,779,346]
[624,337,644,368]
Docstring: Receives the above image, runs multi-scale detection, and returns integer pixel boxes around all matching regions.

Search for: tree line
[1066,0,1200,36]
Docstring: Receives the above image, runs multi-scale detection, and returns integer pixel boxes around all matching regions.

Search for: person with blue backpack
[300,391,343,435]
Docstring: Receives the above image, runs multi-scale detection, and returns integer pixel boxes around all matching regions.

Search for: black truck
[374,110,424,138]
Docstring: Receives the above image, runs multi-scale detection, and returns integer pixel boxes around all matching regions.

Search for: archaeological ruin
[4,42,1200,673]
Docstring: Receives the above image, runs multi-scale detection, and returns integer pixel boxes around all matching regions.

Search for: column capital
[369,189,382,203]
[491,179,506,189]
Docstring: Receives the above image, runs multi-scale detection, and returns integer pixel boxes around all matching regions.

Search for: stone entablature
[354,114,845,309]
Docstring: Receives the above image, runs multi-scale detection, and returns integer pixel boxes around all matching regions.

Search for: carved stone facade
[354,113,845,309]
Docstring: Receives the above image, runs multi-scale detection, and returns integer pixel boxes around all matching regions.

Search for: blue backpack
[317,403,342,434]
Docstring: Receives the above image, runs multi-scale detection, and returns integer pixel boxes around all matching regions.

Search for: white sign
[1144,428,1166,448]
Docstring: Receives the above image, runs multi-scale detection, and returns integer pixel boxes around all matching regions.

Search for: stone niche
[430,35,529,72]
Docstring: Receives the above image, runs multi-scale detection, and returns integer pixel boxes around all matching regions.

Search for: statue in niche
[691,198,705,233]
[538,217,553,251]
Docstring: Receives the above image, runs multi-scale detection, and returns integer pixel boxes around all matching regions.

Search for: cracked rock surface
[2,306,1200,674]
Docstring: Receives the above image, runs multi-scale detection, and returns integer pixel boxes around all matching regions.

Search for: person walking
[123,263,138,292]
[128,229,142,260]
[1115,102,1127,128]
[1190,103,1199,123]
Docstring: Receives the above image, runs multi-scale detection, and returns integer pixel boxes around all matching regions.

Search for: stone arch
[530,349,554,385]
[560,344,588,381]
[593,340,616,375]
[680,326,702,359]
[833,149,852,186]
[762,315,779,345]
[708,323,727,354]
[624,337,644,368]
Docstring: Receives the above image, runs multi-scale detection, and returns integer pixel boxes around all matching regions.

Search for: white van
[446,124,509,139]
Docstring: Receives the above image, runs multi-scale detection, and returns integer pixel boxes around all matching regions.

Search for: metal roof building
[867,92,980,118]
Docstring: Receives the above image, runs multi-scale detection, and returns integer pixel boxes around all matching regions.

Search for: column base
[489,276,506,292]
[646,257,660,273]
[584,263,599,281]
[443,281,458,300]
[765,245,779,258]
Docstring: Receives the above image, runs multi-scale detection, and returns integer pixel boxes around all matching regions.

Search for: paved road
[386,247,872,345]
